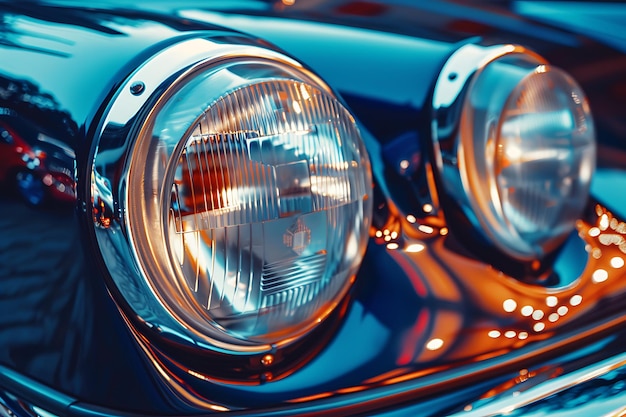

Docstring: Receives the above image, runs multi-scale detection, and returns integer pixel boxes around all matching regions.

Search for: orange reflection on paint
[286,392,333,403]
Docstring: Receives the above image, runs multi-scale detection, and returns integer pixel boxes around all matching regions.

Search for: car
[0,113,76,206]
[0,1,625,416]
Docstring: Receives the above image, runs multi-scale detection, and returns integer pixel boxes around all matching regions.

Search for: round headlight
[92,39,372,353]
[434,44,596,261]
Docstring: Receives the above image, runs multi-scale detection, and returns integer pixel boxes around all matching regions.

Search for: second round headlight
[434,45,596,261]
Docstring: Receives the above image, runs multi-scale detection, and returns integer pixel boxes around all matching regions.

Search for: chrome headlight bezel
[89,35,372,379]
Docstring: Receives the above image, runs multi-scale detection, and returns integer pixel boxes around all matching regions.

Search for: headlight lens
[494,65,595,255]
[125,58,371,349]
[435,45,596,261]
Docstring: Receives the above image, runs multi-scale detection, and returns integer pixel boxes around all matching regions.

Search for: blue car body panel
[0,1,625,415]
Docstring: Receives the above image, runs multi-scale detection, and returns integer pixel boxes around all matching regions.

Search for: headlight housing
[91,37,371,361]
[433,44,596,262]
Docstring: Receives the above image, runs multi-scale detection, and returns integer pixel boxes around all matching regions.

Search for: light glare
[592,269,609,283]
[503,299,517,313]
[520,305,533,316]
[406,243,425,253]
[570,295,583,306]
[610,257,625,269]
[426,338,444,351]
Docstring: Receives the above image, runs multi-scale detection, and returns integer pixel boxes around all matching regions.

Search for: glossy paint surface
[0,1,625,416]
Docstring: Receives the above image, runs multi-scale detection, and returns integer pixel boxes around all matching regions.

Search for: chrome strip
[454,352,626,416]
[1,322,625,416]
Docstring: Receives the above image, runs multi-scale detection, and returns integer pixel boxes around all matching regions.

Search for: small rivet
[531,260,541,271]
[130,81,145,96]
[448,72,458,81]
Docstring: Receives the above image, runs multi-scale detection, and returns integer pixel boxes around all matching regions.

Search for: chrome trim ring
[89,36,357,356]
[432,43,594,262]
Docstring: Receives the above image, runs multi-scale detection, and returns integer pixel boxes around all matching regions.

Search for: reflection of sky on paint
[515,1,626,52]
[1,15,180,126]
[387,0,578,46]
[235,301,388,394]
[592,169,626,219]
[44,0,270,11]
[181,9,451,107]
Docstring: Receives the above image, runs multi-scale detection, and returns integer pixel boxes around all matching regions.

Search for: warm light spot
[375,230,383,238]
[406,243,425,253]
[600,214,610,230]
[188,369,208,381]
[406,214,417,224]
[299,83,310,100]
[464,405,473,412]
[423,203,433,213]
[592,269,609,283]
[426,338,444,351]
[418,225,434,234]
[546,296,558,307]
[504,331,516,339]
[390,231,398,239]
[502,45,517,54]
[282,0,296,5]
[532,310,544,320]
[488,330,501,338]
[557,306,569,316]
[505,143,522,160]
[261,354,274,366]
[548,313,559,323]
[588,227,601,237]
[384,229,390,236]
[503,299,517,313]
[384,235,392,242]
[387,243,399,250]
[440,227,449,236]
[518,332,529,340]
[570,295,583,306]
[292,100,302,114]
[400,160,410,170]
[536,65,547,73]
[521,306,534,317]
[592,248,602,259]
[209,405,231,412]
[533,322,545,332]
[611,257,625,269]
